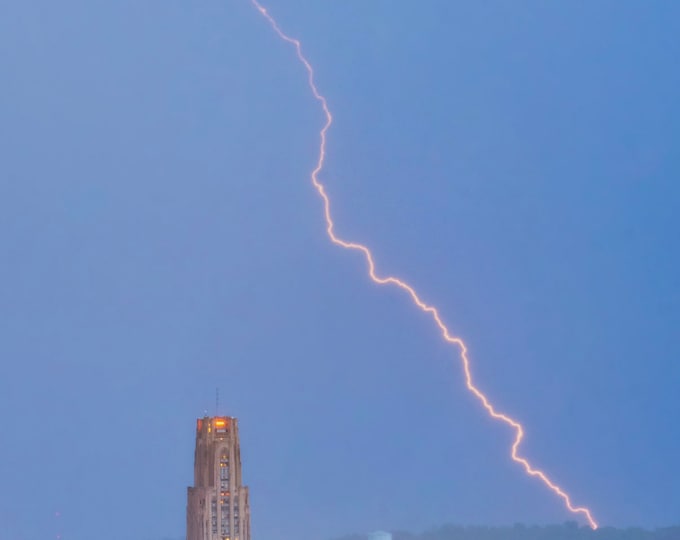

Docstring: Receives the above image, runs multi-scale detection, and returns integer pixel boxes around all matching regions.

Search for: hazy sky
[1,2,679,540]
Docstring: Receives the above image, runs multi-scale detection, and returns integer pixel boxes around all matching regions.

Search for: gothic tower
[187,416,251,540]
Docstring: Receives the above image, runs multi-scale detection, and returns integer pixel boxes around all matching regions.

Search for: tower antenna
[216,387,219,416]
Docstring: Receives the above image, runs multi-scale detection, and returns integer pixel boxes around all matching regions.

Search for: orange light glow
[214,419,227,428]
[249,0,598,530]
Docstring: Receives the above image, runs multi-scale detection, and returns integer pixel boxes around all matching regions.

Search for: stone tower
[187,416,251,540]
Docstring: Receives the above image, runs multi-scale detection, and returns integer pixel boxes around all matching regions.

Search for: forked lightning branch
[249,0,598,529]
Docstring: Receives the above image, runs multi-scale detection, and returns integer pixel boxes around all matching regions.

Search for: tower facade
[187,416,251,540]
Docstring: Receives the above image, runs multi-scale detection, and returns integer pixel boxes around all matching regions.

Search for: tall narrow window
[220,451,231,538]
[211,498,218,534]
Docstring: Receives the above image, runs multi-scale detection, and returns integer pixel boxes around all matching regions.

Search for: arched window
[219,448,230,487]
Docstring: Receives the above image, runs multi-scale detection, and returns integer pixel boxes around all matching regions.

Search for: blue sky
[1,2,679,540]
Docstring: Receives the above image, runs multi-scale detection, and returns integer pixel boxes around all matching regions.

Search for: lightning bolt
[249,0,598,530]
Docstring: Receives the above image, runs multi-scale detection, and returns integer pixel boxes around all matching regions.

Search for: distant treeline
[334,523,680,540]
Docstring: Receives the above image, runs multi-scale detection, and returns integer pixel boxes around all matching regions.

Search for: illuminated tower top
[187,416,251,540]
